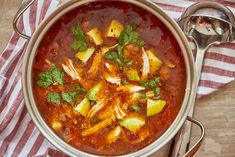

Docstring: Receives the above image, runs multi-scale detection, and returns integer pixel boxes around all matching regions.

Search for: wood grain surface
[0,0,234,156]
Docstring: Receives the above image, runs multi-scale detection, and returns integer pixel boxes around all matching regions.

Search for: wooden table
[1,0,235,156]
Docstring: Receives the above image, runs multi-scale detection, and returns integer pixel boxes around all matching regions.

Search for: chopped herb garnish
[105,24,143,67]
[76,85,86,94]
[37,72,53,88]
[140,77,160,89]
[154,77,160,84]
[47,92,61,105]
[37,66,64,88]
[105,51,124,66]
[135,40,145,47]
[50,66,64,85]
[71,24,88,51]
[119,24,144,47]
[155,87,161,95]
[117,45,124,59]
[62,92,77,103]
[140,81,155,89]
[124,60,134,66]
[130,104,141,113]
[140,93,146,99]
[106,24,144,67]
[46,85,85,105]
[105,51,118,60]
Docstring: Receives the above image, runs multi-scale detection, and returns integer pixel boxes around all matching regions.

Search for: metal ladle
[170,2,235,157]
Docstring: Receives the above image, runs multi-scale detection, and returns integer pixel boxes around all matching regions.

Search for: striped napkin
[0,0,234,156]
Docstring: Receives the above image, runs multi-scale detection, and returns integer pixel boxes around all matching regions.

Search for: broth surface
[33,1,186,155]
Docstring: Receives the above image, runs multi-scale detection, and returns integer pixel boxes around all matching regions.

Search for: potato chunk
[86,27,103,45]
[147,99,166,117]
[106,20,124,38]
[146,49,162,74]
[120,116,145,132]
[74,97,90,117]
[75,48,95,63]
[87,82,103,101]
[125,69,140,81]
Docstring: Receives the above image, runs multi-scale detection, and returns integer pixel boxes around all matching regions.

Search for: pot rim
[22,0,195,156]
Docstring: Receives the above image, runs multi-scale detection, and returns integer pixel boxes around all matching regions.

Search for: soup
[32,1,186,155]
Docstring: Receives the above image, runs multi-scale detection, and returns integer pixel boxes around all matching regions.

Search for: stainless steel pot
[13,0,205,156]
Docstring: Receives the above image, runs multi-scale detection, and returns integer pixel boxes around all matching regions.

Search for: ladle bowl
[171,1,235,157]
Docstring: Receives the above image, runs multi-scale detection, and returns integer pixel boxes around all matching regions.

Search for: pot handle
[13,0,35,40]
[175,116,205,157]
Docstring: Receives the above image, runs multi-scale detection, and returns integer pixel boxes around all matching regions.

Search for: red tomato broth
[32,1,186,156]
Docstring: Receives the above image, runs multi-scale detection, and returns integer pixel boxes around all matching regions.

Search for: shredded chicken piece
[117,85,145,93]
[105,62,116,72]
[103,72,121,85]
[62,58,80,80]
[82,117,115,136]
[88,44,118,76]
[115,105,126,120]
[88,52,103,76]
[114,98,126,120]
[98,105,115,120]
[44,59,53,66]
[86,98,106,124]
[141,47,150,80]
[101,44,118,55]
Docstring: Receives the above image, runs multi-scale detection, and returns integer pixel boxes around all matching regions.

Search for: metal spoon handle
[171,47,207,157]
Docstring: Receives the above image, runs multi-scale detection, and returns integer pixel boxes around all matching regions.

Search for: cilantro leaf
[37,72,53,88]
[140,77,160,89]
[114,58,124,66]
[37,66,64,88]
[135,40,145,47]
[76,85,86,94]
[105,51,118,60]
[117,45,124,59]
[155,87,161,95]
[47,92,61,105]
[105,24,143,67]
[124,59,134,66]
[118,24,144,47]
[71,24,88,51]
[50,66,64,85]
[62,92,77,103]
[154,77,160,84]
[105,51,124,66]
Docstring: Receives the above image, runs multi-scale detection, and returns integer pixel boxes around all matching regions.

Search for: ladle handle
[13,0,35,40]
[171,47,207,157]
[184,116,205,157]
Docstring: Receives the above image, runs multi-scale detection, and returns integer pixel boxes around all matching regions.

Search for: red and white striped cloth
[0,0,234,156]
